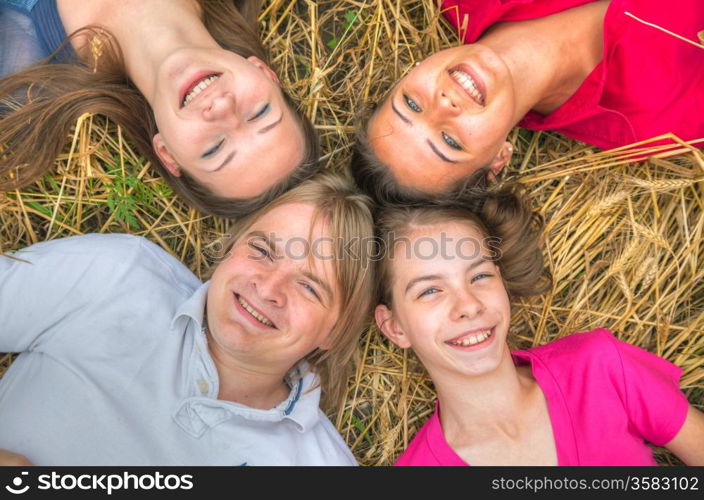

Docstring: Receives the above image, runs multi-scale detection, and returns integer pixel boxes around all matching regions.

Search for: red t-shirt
[395,329,689,466]
[441,0,704,149]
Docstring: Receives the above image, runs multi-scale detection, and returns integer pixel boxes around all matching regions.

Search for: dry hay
[1,0,702,466]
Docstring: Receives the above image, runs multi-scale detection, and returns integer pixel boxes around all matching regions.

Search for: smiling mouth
[449,68,485,106]
[236,294,276,328]
[181,73,220,108]
[446,327,493,347]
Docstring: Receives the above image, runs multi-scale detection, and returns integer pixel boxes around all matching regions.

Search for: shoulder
[395,410,448,466]
[528,328,616,360]
[523,328,627,378]
[8,234,200,298]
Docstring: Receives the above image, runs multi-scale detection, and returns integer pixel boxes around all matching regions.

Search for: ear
[247,56,280,84]
[487,141,513,179]
[375,304,412,349]
[152,134,181,177]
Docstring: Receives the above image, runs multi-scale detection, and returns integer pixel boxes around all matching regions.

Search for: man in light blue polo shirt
[0,174,376,465]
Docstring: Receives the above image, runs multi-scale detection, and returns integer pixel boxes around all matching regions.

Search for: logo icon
[5,471,30,495]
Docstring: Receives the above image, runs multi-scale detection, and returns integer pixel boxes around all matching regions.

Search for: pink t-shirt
[441,0,704,150]
[395,329,689,466]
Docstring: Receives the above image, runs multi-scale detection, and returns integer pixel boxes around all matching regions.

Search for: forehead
[391,220,490,272]
[202,103,306,199]
[248,201,327,240]
[368,102,457,192]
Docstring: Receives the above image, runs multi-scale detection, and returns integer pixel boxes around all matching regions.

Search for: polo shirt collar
[169,284,322,437]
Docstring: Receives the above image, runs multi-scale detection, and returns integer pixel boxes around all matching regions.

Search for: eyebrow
[403,256,489,295]
[391,97,457,164]
[391,99,412,125]
[209,113,284,172]
[426,139,457,164]
[258,112,284,135]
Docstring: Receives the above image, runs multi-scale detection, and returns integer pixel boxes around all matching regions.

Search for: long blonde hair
[214,171,376,411]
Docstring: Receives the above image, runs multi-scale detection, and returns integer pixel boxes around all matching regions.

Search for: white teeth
[182,75,219,107]
[450,70,484,105]
[237,295,274,327]
[449,329,492,347]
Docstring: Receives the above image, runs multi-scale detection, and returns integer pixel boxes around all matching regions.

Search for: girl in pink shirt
[373,188,704,465]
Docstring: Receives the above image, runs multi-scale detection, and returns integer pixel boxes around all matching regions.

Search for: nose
[202,93,239,123]
[437,89,461,115]
[450,287,485,321]
[252,268,288,308]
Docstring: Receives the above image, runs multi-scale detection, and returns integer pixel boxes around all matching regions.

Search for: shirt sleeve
[0,234,145,353]
[606,334,690,446]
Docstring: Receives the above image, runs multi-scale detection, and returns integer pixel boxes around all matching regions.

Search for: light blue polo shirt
[0,234,356,466]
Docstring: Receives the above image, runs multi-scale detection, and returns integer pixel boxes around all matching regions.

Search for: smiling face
[376,220,512,380]
[151,49,306,199]
[206,202,340,373]
[367,45,517,193]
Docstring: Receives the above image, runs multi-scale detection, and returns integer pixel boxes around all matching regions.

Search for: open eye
[418,287,439,298]
[442,132,462,151]
[301,282,321,300]
[470,272,492,284]
[202,138,224,158]
[249,103,270,121]
[403,94,421,113]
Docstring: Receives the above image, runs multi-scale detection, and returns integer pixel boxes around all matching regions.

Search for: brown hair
[212,171,376,411]
[0,0,320,219]
[375,183,550,308]
[351,103,492,206]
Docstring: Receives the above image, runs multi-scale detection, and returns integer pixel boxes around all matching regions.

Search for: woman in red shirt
[353,0,703,204]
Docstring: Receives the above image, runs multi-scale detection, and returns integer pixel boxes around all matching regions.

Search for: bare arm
[664,405,704,465]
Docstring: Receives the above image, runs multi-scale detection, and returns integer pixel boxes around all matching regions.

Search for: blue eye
[418,287,439,298]
[442,132,462,151]
[202,138,224,159]
[250,103,270,121]
[302,282,321,300]
[404,94,421,113]
[471,273,491,283]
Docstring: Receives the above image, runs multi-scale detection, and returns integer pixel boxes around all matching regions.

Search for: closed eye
[403,94,421,113]
[249,103,270,121]
[249,242,272,261]
[202,138,224,159]
[442,132,462,151]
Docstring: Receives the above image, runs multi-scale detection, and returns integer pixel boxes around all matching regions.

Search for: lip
[448,63,487,107]
[179,71,221,109]
[445,326,496,352]
[233,293,277,330]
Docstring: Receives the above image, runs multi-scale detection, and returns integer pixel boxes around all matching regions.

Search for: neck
[206,330,290,410]
[58,0,219,105]
[478,1,607,118]
[431,346,536,440]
